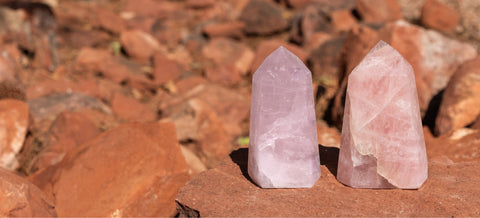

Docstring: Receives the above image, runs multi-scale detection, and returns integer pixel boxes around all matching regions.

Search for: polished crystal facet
[337,41,428,189]
[248,46,320,188]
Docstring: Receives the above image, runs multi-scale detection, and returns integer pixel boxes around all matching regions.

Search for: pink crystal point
[337,41,428,189]
[248,46,320,188]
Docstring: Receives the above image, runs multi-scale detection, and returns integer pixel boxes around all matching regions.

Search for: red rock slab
[425,128,480,163]
[0,168,57,217]
[176,148,480,217]
[30,122,189,217]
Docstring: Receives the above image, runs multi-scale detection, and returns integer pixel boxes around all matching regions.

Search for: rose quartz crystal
[337,41,428,189]
[248,46,320,188]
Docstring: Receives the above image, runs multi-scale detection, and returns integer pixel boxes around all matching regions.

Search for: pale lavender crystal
[248,46,320,188]
[337,41,428,189]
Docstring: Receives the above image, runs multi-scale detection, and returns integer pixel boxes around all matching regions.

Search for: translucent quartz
[248,46,320,188]
[337,41,428,189]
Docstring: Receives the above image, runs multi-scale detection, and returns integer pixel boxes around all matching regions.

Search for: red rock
[238,0,288,35]
[174,76,208,94]
[0,55,16,82]
[185,0,215,9]
[27,93,112,125]
[355,0,403,23]
[98,56,133,84]
[435,56,480,135]
[152,53,184,85]
[0,55,24,100]
[303,32,332,51]
[60,29,111,49]
[301,4,329,38]
[0,80,25,100]
[473,117,480,130]
[111,92,156,122]
[151,19,184,49]
[205,64,242,86]
[25,78,114,102]
[124,16,157,34]
[330,10,357,32]
[0,168,57,217]
[77,48,149,86]
[25,80,78,100]
[180,146,207,175]
[202,21,246,39]
[176,148,480,217]
[290,5,330,45]
[161,84,249,167]
[32,111,100,172]
[95,8,126,34]
[379,21,477,112]
[317,121,341,148]
[202,38,254,76]
[122,0,180,18]
[192,85,250,137]
[75,47,111,73]
[426,128,480,162]
[164,98,231,168]
[284,0,313,9]
[250,40,307,73]
[29,122,189,217]
[421,0,460,31]
[120,29,165,63]
[0,99,30,171]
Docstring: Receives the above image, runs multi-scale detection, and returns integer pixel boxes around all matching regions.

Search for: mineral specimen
[248,46,320,188]
[337,41,428,189]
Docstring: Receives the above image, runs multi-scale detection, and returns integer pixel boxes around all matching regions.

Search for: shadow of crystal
[318,144,339,177]
[230,145,340,185]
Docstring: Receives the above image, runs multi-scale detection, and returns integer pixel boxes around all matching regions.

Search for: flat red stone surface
[176,148,480,217]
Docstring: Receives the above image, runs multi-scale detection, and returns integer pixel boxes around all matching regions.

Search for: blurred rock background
[0,0,479,216]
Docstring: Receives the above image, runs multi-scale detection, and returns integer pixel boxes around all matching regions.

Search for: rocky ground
[0,0,479,217]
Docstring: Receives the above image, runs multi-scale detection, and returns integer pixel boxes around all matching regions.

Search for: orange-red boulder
[176,148,480,217]
[30,122,189,217]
